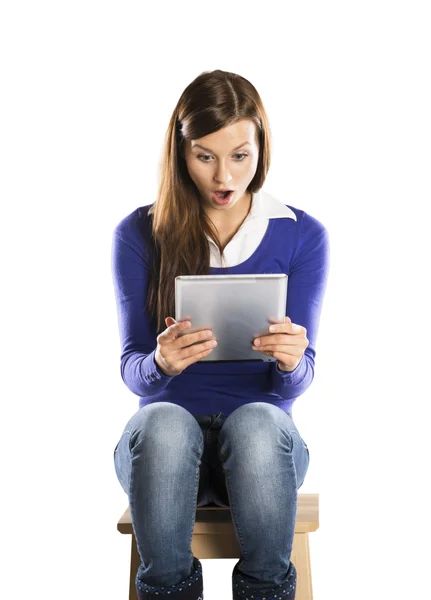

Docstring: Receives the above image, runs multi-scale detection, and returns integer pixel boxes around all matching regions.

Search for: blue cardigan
[111,203,330,417]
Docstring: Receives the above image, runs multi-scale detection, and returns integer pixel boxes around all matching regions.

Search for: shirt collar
[205,188,296,245]
[246,188,297,221]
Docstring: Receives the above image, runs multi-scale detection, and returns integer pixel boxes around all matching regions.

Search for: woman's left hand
[252,316,309,372]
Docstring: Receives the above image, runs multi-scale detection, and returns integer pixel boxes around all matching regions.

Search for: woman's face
[183,119,260,216]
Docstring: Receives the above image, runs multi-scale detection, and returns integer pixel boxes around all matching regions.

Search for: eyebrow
[192,141,251,153]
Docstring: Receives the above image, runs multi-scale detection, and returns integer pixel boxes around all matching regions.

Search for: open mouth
[212,190,234,204]
[214,190,232,199]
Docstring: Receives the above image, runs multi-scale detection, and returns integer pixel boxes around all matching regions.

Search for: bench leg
[129,535,140,600]
[291,532,313,600]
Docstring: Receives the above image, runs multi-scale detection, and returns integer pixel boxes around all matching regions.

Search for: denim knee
[218,402,294,452]
[114,403,205,496]
[126,402,205,455]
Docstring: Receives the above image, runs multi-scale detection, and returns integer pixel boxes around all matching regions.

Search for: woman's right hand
[154,316,218,376]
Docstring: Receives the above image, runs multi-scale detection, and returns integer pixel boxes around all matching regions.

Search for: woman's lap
[113,401,310,506]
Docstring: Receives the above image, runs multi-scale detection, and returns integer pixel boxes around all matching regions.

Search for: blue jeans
[113,401,310,600]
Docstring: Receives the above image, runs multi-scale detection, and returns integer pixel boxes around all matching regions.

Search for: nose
[214,159,233,185]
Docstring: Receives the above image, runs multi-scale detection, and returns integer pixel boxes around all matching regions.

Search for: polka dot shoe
[232,559,297,600]
[136,556,203,600]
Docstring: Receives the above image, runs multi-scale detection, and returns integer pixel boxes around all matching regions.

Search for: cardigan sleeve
[111,215,175,397]
[270,211,330,399]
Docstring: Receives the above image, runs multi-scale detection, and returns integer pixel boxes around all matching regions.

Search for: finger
[268,317,303,334]
[174,328,214,351]
[255,344,300,354]
[169,337,216,370]
[159,319,191,344]
[255,334,297,348]
[178,345,215,370]
[166,315,191,326]
[165,315,192,330]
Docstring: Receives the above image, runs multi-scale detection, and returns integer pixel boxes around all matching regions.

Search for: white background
[1,1,430,599]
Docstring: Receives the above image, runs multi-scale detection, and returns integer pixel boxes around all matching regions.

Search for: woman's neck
[208,191,252,233]
[208,191,252,251]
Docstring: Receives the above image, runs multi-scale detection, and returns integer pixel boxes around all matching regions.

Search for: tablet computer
[175,274,288,362]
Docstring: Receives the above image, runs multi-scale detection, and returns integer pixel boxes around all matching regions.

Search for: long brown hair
[144,69,272,334]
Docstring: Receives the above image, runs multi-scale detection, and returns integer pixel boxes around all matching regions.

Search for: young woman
[112,69,330,600]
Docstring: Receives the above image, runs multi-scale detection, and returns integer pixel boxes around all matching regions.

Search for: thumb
[165,315,192,329]
[285,315,302,332]
[165,316,176,328]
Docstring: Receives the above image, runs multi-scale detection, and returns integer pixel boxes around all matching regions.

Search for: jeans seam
[188,436,205,554]
[290,430,309,490]
[221,460,248,561]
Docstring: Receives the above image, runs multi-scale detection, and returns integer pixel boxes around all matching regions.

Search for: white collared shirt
[205,188,297,268]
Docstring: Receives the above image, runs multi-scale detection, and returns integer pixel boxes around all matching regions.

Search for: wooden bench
[117,493,319,600]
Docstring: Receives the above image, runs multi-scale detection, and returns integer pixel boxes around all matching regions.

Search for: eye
[197,152,249,163]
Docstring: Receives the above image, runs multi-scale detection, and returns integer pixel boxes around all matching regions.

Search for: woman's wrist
[154,351,180,377]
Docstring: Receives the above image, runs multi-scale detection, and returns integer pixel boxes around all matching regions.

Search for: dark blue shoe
[232,559,297,600]
[136,556,203,600]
